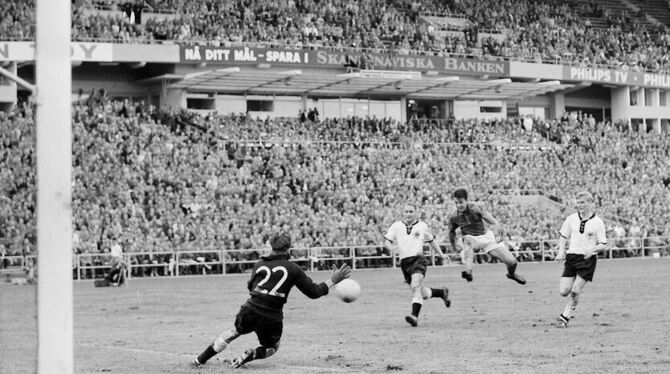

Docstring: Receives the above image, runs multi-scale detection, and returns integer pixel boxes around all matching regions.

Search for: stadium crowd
[1,0,669,72]
[1,95,669,272]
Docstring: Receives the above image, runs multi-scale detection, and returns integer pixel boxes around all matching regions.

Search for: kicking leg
[193,326,241,366]
[461,238,474,282]
[405,273,425,326]
[489,244,526,285]
[421,284,451,308]
[231,342,280,368]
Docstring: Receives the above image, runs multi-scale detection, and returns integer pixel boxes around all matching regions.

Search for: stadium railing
[2,236,668,281]
[0,254,36,274]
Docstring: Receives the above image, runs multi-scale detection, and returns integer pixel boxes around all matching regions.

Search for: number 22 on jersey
[254,266,288,298]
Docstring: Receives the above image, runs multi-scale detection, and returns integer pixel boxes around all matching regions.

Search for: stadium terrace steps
[632,0,670,27]
[79,7,180,25]
[597,0,656,28]
[507,193,565,216]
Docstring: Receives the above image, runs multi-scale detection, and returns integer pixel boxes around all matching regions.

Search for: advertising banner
[0,41,114,61]
[179,45,511,77]
[563,66,670,89]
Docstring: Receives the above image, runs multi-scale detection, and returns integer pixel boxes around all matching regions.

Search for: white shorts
[462,231,499,253]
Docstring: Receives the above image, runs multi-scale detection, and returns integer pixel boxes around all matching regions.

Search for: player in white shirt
[554,191,607,327]
[384,203,451,327]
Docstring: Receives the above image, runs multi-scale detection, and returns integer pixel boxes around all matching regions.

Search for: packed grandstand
[0,0,668,71]
[1,0,669,269]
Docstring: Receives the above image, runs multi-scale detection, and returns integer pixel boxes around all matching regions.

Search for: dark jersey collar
[261,252,291,261]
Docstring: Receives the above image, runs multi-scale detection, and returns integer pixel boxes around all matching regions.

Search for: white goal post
[36,0,73,372]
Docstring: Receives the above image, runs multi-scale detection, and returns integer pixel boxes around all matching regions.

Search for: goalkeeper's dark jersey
[243,252,329,321]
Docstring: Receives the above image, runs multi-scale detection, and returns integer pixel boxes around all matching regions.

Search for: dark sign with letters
[179,45,510,76]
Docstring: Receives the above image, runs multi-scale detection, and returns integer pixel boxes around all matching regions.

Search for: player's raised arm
[294,263,351,299]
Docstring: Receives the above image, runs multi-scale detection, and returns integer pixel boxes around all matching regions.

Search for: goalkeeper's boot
[461,271,473,282]
[556,314,570,328]
[191,357,203,368]
[506,272,526,285]
[441,287,451,308]
[231,348,255,368]
[405,315,418,327]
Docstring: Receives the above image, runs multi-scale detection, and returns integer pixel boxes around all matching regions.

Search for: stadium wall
[187,93,404,121]
[4,41,670,125]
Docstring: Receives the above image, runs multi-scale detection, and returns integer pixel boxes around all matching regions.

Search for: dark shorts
[562,254,597,282]
[400,255,428,284]
[234,305,283,348]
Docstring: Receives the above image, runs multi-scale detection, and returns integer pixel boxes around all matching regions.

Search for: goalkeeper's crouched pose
[192,233,351,369]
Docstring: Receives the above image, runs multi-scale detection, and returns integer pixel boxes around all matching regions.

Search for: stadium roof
[166,68,574,100]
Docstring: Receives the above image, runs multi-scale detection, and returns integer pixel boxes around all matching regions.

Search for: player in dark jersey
[447,189,526,284]
[192,233,351,368]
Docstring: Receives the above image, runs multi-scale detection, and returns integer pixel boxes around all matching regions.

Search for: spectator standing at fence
[104,237,126,286]
[448,189,527,285]
[554,191,607,328]
[192,233,351,368]
[384,203,451,328]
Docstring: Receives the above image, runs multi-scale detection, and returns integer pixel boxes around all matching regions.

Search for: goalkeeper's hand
[330,263,351,284]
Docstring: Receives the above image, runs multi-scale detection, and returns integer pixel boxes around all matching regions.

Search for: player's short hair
[576,191,594,202]
[453,189,468,200]
[270,233,292,252]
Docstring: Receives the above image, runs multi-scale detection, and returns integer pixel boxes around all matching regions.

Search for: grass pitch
[3,258,670,373]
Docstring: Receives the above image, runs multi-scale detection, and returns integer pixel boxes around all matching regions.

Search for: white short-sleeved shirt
[111,243,123,259]
[559,213,607,255]
[385,221,434,260]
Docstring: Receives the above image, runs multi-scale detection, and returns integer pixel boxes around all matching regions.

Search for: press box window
[480,106,502,113]
[186,98,215,110]
[247,100,274,112]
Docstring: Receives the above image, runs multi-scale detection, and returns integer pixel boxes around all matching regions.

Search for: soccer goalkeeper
[192,233,351,368]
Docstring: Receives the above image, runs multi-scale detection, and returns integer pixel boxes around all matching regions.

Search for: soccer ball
[334,279,361,303]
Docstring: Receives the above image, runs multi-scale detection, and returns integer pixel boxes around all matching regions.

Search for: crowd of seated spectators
[1,0,669,72]
[1,96,669,270]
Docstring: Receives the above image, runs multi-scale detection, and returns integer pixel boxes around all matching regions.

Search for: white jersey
[384,220,434,260]
[111,243,123,259]
[559,213,607,255]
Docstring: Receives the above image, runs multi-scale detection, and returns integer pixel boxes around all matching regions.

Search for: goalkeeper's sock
[197,345,218,364]
[411,302,422,317]
[430,288,445,299]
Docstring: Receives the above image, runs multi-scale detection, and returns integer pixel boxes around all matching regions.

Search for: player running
[447,189,526,285]
[384,203,451,327]
[192,233,351,368]
[555,191,607,328]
